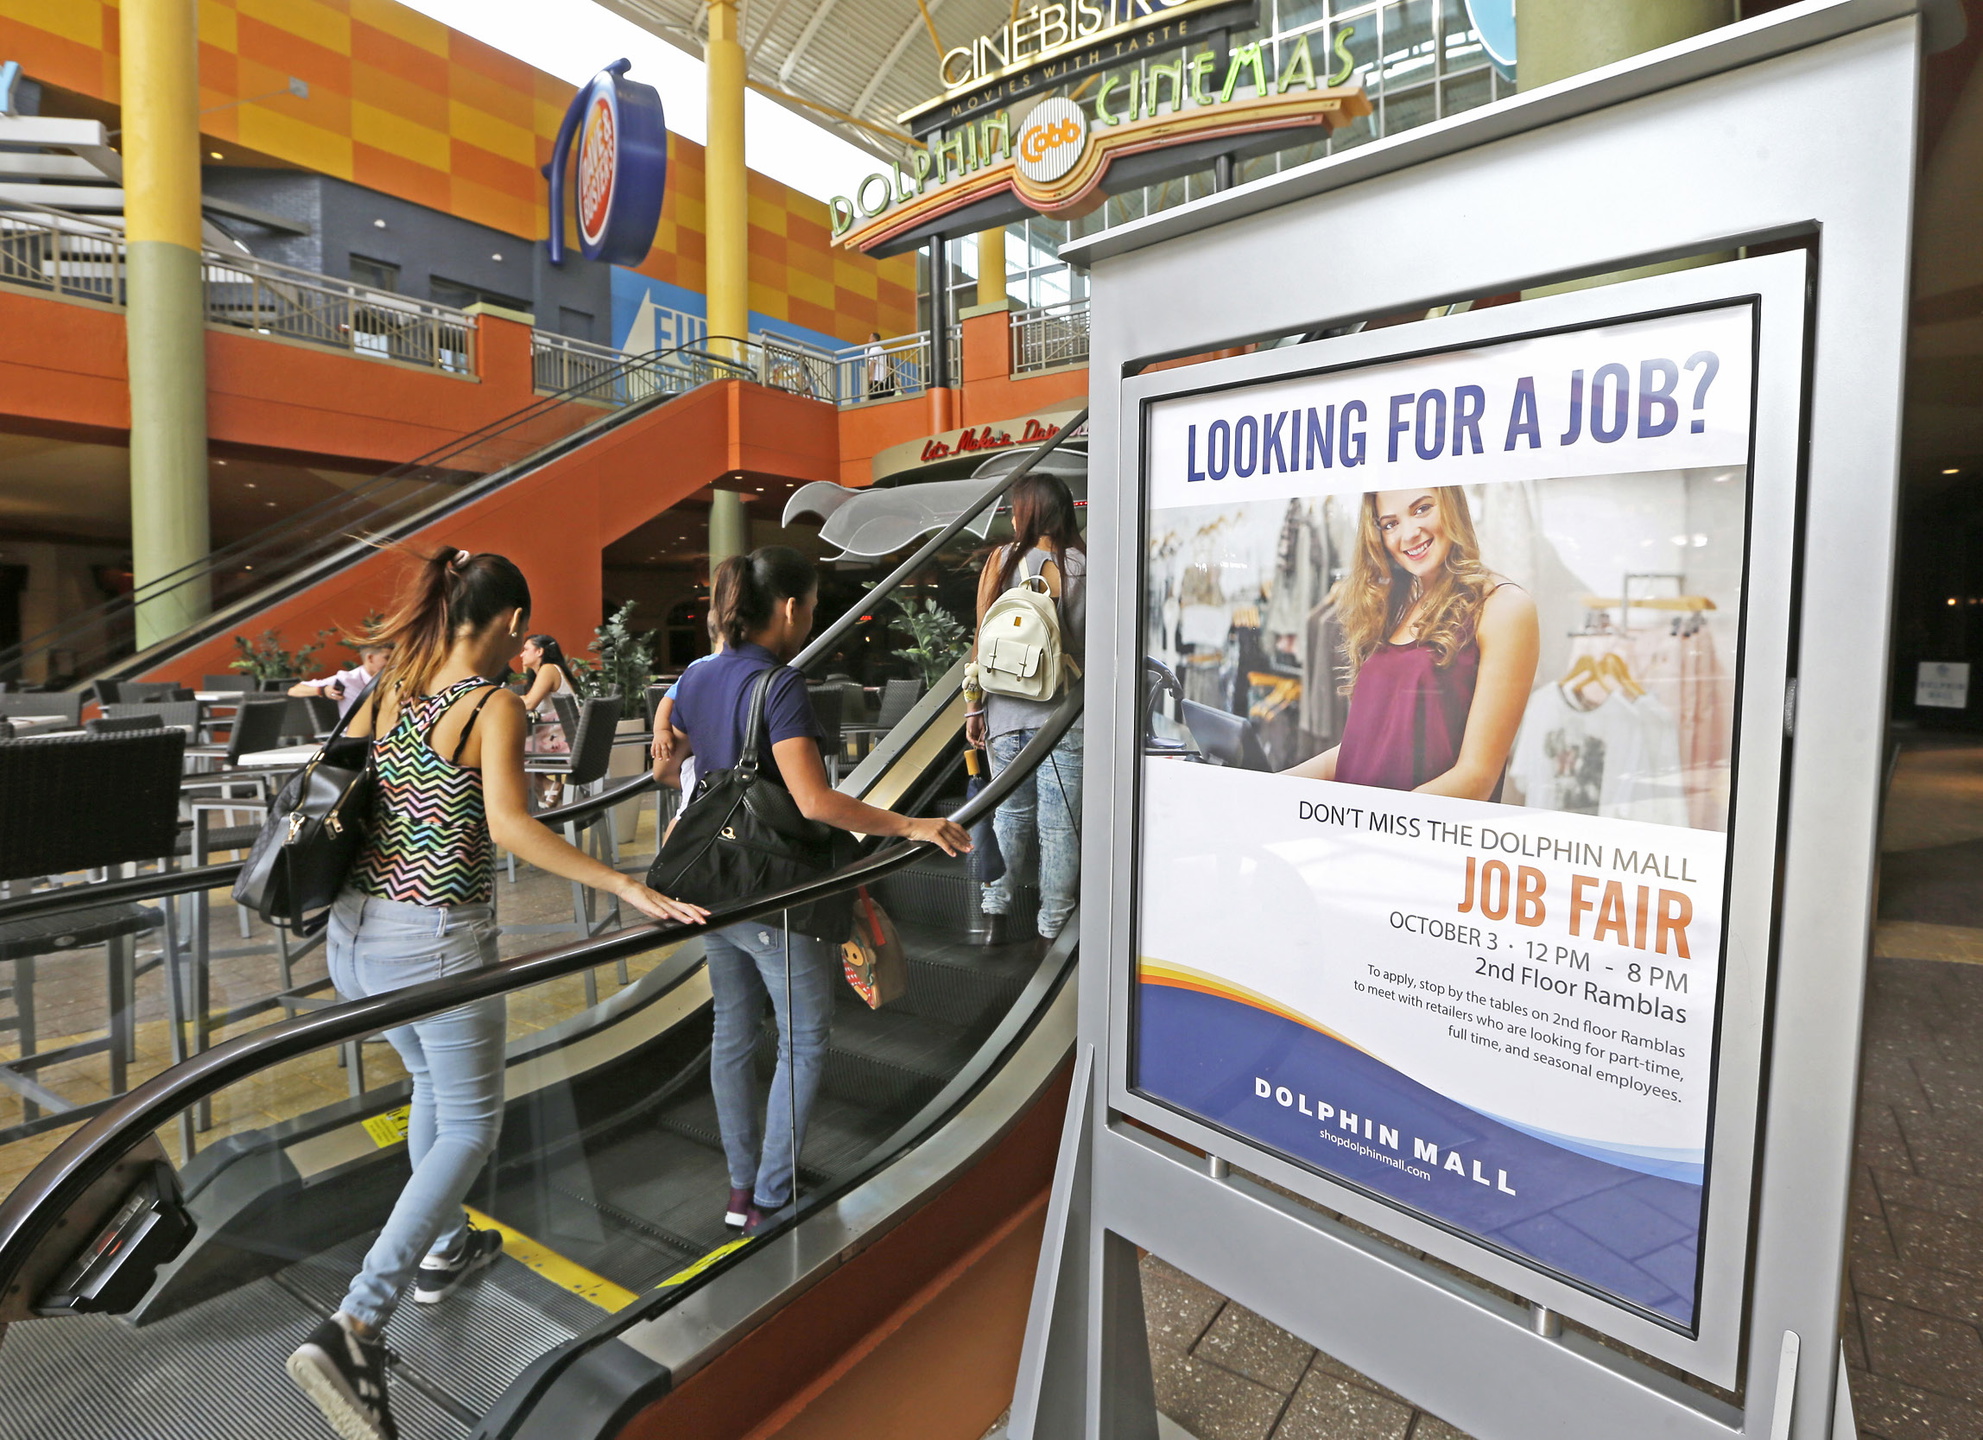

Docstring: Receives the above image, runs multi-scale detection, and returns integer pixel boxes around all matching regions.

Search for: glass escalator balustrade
[0,418,1087,1439]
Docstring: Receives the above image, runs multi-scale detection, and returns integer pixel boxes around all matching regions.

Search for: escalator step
[0,1275,470,1439]
[278,1238,606,1418]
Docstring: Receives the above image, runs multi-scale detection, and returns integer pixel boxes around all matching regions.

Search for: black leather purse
[232,683,381,935]
[647,666,854,942]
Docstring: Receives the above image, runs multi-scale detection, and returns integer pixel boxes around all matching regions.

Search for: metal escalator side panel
[486,965,1080,1440]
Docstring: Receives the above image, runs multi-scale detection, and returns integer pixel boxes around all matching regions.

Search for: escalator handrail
[789,406,1089,673]
[0,685,1081,1296]
[0,771,662,925]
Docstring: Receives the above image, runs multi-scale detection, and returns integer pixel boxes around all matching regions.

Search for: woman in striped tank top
[287,546,706,1440]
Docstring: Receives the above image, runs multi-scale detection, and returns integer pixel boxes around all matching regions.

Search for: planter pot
[610,715,647,844]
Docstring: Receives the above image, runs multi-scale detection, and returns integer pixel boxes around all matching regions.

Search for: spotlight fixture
[373,218,386,229]
[209,151,223,160]
[1944,467,1961,475]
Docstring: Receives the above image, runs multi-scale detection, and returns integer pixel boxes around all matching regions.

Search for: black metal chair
[0,731,189,1131]
[876,677,925,731]
[550,692,580,747]
[199,675,256,693]
[185,696,291,768]
[112,682,193,705]
[0,692,83,727]
[85,713,163,735]
[510,697,629,992]
[299,694,340,736]
[100,701,202,730]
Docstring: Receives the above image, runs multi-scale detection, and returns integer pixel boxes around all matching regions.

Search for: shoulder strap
[450,683,504,764]
[738,666,780,774]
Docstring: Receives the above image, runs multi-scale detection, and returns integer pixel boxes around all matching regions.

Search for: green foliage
[339,610,387,653]
[228,626,334,682]
[886,594,970,688]
[584,601,658,700]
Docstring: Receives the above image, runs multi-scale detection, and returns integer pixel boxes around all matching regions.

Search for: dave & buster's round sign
[546,60,667,266]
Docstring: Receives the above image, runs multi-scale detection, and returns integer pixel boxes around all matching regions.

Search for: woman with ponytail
[664,546,970,1236]
[286,546,707,1440]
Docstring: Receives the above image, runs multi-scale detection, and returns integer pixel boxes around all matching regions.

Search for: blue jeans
[704,920,836,1211]
[326,889,505,1329]
[983,726,1083,939]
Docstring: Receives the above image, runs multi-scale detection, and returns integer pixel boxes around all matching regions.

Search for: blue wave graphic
[1135,981,1702,1325]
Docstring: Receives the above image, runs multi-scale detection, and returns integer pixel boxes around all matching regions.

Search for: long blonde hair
[369,544,531,696]
[1336,487,1495,683]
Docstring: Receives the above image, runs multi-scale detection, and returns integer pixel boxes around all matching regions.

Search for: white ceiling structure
[595,0,1024,158]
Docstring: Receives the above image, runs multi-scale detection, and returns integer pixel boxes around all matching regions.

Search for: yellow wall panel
[237,106,354,178]
[746,194,787,237]
[348,0,448,55]
[446,98,535,167]
[831,262,879,300]
[788,269,835,309]
[6,0,106,47]
[197,0,237,52]
[351,100,448,172]
[236,0,349,56]
[748,281,788,320]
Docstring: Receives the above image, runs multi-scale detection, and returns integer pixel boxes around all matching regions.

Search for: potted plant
[589,601,659,842]
[229,626,335,687]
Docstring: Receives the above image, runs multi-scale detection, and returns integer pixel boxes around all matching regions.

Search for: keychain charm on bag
[840,887,905,1009]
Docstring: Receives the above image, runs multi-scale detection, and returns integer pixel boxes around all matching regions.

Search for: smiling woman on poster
[1285,486,1538,799]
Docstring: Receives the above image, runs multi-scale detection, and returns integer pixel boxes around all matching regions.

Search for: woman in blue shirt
[664,546,969,1233]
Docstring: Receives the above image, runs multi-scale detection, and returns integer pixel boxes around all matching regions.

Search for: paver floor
[1136,738,1983,1439]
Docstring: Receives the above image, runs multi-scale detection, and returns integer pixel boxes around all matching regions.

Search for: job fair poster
[1132,305,1755,1330]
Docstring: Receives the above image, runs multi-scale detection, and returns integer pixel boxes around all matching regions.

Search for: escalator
[0,420,1086,1439]
[0,337,763,688]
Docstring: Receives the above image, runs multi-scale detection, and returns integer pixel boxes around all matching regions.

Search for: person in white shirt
[864,332,894,399]
[289,642,393,717]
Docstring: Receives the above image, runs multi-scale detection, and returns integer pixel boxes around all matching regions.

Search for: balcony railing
[201,253,473,373]
[0,201,475,376]
[1012,299,1090,375]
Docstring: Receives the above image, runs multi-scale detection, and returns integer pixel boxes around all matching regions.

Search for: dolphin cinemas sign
[832,30,1368,253]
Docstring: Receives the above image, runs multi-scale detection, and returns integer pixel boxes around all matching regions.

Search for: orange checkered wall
[0,0,918,342]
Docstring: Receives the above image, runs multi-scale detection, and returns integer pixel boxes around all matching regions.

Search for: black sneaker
[286,1312,397,1440]
[414,1223,503,1304]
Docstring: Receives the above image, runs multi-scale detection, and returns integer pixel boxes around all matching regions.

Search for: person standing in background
[290,641,394,718]
[966,473,1087,952]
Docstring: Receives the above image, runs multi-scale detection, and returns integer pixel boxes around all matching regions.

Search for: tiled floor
[1136,739,1983,1440]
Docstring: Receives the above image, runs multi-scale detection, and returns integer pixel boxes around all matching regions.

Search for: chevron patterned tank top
[351,677,500,908]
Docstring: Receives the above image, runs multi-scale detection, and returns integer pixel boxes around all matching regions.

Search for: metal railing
[753,331,837,401]
[0,205,122,305]
[1012,298,1091,374]
[0,200,476,376]
[201,252,474,373]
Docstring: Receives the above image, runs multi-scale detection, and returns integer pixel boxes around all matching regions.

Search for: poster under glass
[1132,303,1756,1331]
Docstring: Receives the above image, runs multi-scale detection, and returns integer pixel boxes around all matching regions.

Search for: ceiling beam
[778,0,840,83]
[851,0,950,121]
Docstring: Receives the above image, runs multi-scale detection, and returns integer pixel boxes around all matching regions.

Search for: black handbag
[231,683,381,935]
[647,666,854,943]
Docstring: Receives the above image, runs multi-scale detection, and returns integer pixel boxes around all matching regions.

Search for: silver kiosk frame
[1010,2,1959,1436]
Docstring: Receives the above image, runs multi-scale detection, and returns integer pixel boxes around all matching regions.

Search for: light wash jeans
[326,889,506,1329]
[983,725,1083,939]
[703,920,836,1211]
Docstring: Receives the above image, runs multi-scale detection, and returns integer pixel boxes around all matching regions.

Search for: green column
[123,0,212,649]
[709,489,749,572]
[1518,0,1736,294]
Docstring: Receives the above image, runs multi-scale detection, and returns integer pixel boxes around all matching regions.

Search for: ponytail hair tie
[451,548,471,569]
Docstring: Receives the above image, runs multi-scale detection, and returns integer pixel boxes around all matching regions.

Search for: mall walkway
[1121,738,1983,1440]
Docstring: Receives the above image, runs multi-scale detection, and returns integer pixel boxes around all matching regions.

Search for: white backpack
[971,558,1076,703]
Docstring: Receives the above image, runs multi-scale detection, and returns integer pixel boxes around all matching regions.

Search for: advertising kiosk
[1009,2,1960,1436]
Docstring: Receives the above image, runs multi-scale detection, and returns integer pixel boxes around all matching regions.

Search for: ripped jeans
[982,725,1083,939]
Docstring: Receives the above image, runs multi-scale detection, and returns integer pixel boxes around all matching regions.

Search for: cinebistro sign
[834,33,1368,253]
[907,0,1261,137]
